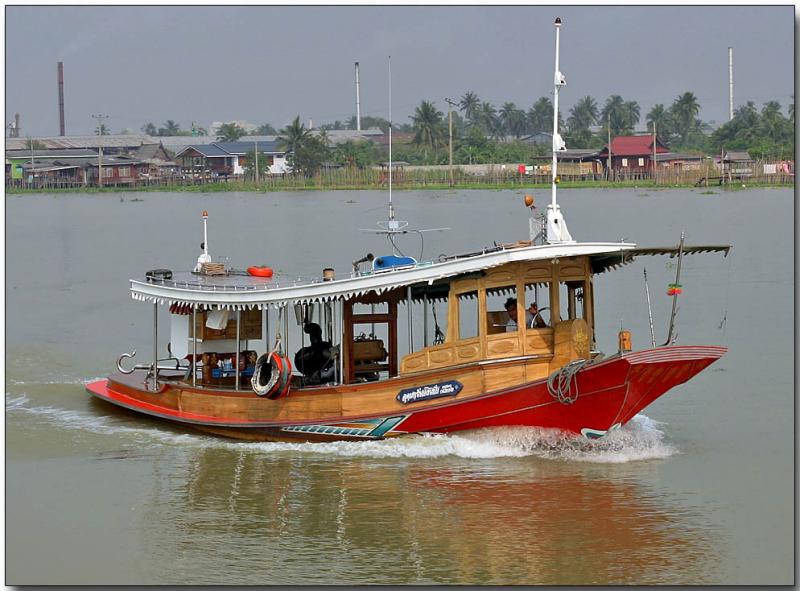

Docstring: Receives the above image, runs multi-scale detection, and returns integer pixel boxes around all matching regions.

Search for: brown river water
[5,186,794,584]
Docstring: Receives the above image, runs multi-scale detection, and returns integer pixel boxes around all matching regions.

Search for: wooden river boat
[86,18,729,442]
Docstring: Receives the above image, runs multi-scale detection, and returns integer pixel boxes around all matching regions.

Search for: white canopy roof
[130,241,636,311]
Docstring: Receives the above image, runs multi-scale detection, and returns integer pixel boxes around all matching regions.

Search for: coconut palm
[527,97,553,134]
[601,95,629,136]
[499,102,527,138]
[670,92,701,144]
[411,100,446,158]
[216,122,246,142]
[759,101,787,143]
[459,91,481,123]
[277,116,311,154]
[161,120,181,136]
[476,101,502,139]
[646,104,669,132]
[567,95,598,135]
[623,101,640,129]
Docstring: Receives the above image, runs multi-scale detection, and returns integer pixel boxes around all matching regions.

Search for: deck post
[235,309,240,391]
[192,306,197,387]
[423,291,429,347]
[407,286,414,354]
[152,302,158,389]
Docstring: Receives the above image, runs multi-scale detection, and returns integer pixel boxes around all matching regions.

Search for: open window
[486,284,518,334]
[457,290,479,340]
[523,282,553,328]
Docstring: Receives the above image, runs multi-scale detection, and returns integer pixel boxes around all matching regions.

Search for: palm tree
[277,116,311,154]
[671,92,701,144]
[567,95,598,134]
[646,104,669,132]
[216,122,246,142]
[459,91,480,123]
[527,98,552,134]
[411,100,446,158]
[623,101,640,129]
[759,101,787,143]
[141,122,157,136]
[477,101,501,139]
[496,102,526,139]
[601,95,629,136]
[162,120,181,136]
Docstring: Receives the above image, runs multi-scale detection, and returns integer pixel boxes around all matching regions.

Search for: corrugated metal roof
[6,148,99,159]
[600,135,670,157]
[215,140,284,154]
[5,135,152,150]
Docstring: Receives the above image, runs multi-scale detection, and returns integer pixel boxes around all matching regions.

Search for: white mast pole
[551,18,561,209]
[203,210,209,257]
[355,62,362,132]
[545,16,573,244]
[388,55,394,222]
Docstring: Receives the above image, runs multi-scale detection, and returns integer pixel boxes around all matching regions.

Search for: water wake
[7,392,675,463]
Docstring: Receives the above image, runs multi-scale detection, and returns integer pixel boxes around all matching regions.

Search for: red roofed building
[598,135,670,178]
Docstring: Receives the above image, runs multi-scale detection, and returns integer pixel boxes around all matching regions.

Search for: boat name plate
[396,380,463,404]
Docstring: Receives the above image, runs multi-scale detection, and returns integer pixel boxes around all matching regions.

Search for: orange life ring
[247,266,273,278]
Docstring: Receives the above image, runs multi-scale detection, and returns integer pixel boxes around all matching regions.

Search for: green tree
[253,123,278,135]
[334,140,379,167]
[159,120,181,136]
[141,122,158,135]
[758,101,787,143]
[499,102,527,138]
[600,95,636,136]
[277,116,329,175]
[346,115,391,133]
[459,91,481,123]
[566,96,598,146]
[527,97,554,134]
[670,92,701,145]
[411,100,446,159]
[216,122,246,142]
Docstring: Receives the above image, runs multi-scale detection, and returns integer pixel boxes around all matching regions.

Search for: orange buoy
[247,266,273,278]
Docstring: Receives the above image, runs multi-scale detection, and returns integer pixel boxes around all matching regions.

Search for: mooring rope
[546,359,588,405]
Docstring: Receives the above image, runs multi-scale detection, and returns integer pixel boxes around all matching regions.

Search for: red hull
[86,346,726,441]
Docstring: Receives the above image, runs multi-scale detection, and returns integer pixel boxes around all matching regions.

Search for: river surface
[5,187,794,585]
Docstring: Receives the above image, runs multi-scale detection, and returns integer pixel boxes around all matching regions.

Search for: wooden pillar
[343,299,354,384]
[388,298,398,377]
[550,260,561,324]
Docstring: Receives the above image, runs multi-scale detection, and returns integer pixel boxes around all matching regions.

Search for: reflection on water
[130,428,719,585]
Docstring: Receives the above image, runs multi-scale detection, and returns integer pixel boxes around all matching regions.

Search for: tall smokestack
[58,61,65,135]
[355,61,362,131]
[728,47,734,121]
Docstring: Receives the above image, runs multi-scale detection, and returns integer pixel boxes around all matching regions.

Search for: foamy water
[6,391,675,463]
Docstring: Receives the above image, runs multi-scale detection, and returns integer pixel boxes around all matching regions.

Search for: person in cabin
[294,322,335,384]
[505,297,547,331]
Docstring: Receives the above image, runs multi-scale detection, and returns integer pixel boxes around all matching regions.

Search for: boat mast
[547,17,574,244]
[388,55,394,226]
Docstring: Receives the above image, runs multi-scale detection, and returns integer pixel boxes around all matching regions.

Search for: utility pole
[92,114,108,187]
[445,97,457,187]
[29,136,36,187]
[652,121,657,184]
[254,140,259,183]
[607,112,612,181]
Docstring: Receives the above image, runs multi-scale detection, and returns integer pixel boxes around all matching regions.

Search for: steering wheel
[529,306,550,328]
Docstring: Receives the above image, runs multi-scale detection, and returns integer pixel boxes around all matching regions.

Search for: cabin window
[103,167,114,178]
[118,167,130,177]
[621,158,628,168]
[638,158,645,167]
[523,282,552,328]
[558,280,588,321]
[458,290,479,340]
[485,284,518,334]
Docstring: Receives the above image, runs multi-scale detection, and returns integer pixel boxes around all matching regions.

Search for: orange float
[247,266,273,278]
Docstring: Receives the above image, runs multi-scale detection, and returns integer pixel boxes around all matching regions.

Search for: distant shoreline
[5,178,793,195]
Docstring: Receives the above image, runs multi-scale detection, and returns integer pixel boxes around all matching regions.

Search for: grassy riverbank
[5,177,791,195]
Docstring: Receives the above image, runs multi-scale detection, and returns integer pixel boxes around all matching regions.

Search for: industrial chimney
[355,62,362,131]
[58,61,66,135]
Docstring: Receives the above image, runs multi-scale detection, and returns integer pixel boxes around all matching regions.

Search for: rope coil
[546,359,588,405]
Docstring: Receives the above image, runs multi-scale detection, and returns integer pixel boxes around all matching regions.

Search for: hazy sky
[5,5,795,137]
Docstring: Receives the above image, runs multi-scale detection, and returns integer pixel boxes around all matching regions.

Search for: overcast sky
[5,5,795,137]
